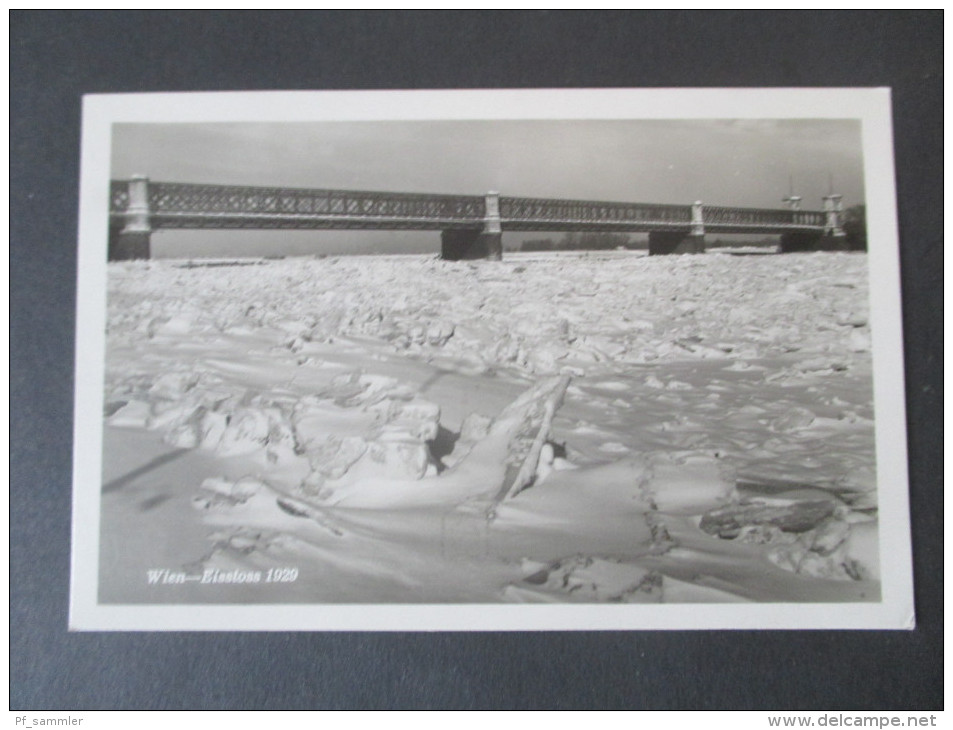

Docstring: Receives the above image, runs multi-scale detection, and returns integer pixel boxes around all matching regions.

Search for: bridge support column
[108,175,152,261]
[648,231,705,255]
[440,190,502,261]
[481,190,503,261]
[440,229,502,260]
[648,200,705,255]
[779,194,848,252]
[108,225,151,260]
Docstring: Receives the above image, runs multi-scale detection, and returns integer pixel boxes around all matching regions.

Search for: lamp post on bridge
[783,194,802,211]
[783,175,802,211]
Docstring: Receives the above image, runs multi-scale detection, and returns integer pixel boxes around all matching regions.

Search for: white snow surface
[99,250,880,604]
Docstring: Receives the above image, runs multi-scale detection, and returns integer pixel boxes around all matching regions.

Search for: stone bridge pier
[440,191,502,261]
[440,229,502,261]
[108,175,152,260]
[779,194,848,252]
[648,201,705,255]
[648,231,706,255]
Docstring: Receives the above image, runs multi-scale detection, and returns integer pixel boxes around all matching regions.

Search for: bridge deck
[109,180,828,235]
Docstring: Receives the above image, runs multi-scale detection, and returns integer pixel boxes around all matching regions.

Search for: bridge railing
[500,196,692,230]
[111,181,487,228]
[110,180,830,234]
[703,205,826,231]
[110,180,130,212]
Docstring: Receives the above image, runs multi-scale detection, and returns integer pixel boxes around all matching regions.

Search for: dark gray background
[11,11,942,710]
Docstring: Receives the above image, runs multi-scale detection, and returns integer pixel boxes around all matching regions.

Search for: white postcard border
[70,88,914,631]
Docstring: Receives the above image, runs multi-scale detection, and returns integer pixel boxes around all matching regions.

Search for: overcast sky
[112,119,865,257]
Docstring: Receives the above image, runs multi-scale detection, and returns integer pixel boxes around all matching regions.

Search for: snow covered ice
[99,249,880,604]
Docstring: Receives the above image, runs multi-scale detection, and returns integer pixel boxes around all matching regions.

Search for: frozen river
[98,250,879,605]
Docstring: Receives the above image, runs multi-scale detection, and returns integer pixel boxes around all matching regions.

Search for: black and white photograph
[69,88,913,630]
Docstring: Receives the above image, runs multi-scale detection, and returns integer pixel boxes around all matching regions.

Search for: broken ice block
[700,500,837,539]
[307,436,368,479]
[377,399,440,442]
[363,440,431,480]
[644,451,736,515]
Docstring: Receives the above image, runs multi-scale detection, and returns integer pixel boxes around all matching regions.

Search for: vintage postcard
[70,88,913,630]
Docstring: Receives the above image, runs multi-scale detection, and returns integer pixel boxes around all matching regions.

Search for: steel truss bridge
[108,178,845,260]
